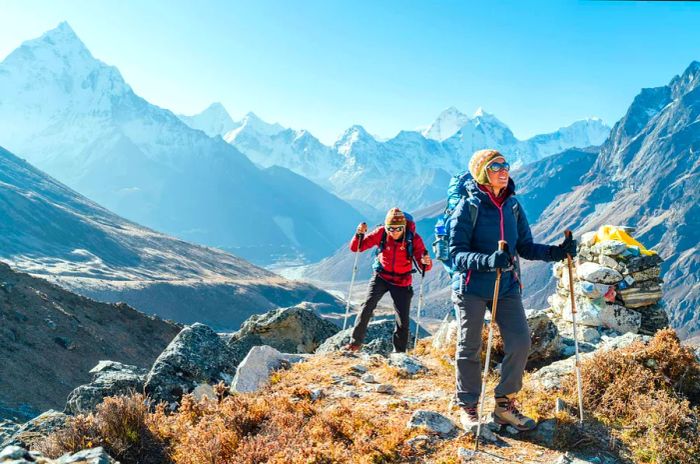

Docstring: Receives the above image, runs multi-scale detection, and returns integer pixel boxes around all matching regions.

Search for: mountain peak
[37,21,88,54]
[422,107,470,141]
[178,102,237,137]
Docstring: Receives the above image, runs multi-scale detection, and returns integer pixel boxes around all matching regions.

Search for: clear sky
[1,0,699,144]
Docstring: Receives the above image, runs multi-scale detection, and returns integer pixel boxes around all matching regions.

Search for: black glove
[487,249,512,269]
[550,234,578,261]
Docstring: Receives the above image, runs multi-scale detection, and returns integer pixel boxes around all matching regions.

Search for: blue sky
[1,0,699,143]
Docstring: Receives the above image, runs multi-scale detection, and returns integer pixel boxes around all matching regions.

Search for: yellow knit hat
[469,149,504,185]
[385,207,407,227]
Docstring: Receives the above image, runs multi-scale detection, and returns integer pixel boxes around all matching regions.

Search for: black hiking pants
[351,273,413,352]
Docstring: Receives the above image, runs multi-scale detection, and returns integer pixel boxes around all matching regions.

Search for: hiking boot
[459,403,480,432]
[344,343,361,352]
[493,395,536,431]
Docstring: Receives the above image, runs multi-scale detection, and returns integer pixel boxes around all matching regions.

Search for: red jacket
[349,221,432,287]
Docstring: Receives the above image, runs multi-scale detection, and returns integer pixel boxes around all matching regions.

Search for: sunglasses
[386,226,405,233]
[487,161,510,173]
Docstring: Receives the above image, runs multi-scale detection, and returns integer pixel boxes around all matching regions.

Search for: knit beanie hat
[385,207,407,228]
[469,149,504,185]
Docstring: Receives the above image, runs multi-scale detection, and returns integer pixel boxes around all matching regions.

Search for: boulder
[65,361,148,414]
[592,240,628,256]
[144,323,238,405]
[406,410,457,438]
[599,305,641,334]
[230,346,306,393]
[525,311,563,368]
[1,410,68,449]
[227,303,339,363]
[315,319,428,356]
[577,262,623,285]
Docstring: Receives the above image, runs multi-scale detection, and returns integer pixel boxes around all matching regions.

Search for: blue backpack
[432,171,519,276]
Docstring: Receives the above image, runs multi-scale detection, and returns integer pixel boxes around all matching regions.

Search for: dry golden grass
[38,329,700,463]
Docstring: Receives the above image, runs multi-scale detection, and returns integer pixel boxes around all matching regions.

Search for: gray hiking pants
[452,291,531,406]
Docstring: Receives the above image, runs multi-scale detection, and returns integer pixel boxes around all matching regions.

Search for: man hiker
[346,207,433,353]
[448,149,577,431]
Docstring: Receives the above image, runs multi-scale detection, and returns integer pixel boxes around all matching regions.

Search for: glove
[487,249,511,269]
[550,234,578,261]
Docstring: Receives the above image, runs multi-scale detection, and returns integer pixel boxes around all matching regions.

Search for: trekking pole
[475,240,507,452]
[413,250,429,350]
[342,227,365,331]
[565,230,585,426]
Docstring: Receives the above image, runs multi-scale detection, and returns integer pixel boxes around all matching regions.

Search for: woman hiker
[346,207,433,353]
[448,149,577,431]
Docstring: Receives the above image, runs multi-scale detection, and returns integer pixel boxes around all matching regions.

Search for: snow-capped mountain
[177,102,240,137]
[223,113,342,186]
[0,144,340,330]
[421,106,472,141]
[0,22,363,265]
[182,100,610,212]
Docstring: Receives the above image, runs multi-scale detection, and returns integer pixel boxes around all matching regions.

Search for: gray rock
[0,446,28,461]
[315,319,428,356]
[457,447,478,462]
[230,345,306,393]
[405,434,433,449]
[527,418,557,447]
[598,254,620,271]
[599,305,641,334]
[406,410,456,438]
[592,240,628,256]
[388,353,426,375]
[525,311,563,368]
[375,384,394,394]
[56,447,115,464]
[1,410,68,449]
[350,364,368,374]
[227,303,339,361]
[625,254,663,273]
[582,327,601,343]
[577,262,623,285]
[144,323,238,405]
[600,332,650,351]
[360,373,377,384]
[65,361,148,414]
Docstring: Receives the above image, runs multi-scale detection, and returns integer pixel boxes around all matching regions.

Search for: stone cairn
[548,227,668,336]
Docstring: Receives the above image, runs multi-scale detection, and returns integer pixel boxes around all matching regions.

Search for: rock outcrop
[65,362,148,415]
[227,303,339,363]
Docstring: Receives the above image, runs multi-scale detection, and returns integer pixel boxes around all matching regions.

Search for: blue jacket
[448,174,555,299]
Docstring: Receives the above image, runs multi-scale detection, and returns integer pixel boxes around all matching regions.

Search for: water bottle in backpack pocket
[432,217,449,262]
